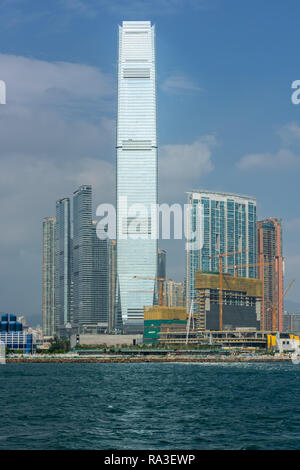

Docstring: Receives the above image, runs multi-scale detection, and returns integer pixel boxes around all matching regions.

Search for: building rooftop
[188,189,256,201]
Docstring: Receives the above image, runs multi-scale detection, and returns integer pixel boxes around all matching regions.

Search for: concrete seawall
[6,355,290,364]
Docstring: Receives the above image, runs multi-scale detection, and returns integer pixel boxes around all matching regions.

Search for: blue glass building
[186,190,257,312]
[0,314,35,353]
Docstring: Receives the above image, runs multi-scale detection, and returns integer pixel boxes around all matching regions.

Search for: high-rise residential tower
[108,240,117,333]
[42,217,56,337]
[92,220,108,331]
[55,198,72,334]
[186,191,257,313]
[257,218,284,331]
[73,185,93,331]
[116,21,158,330]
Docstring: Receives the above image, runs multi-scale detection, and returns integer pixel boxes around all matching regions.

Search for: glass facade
[42,217,56,337]
[73,185,93,329]
[108,240,118,332]
[52,185,111,335]
[92,220,108,328]
[0,314,35,353]
[55,198,72,333]
[186,191,257,312]
[117,21,158,327]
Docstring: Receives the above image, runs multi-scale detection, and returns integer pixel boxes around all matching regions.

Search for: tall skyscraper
[186,190,257,312]
[257,218,284,331]
[55,198,72,334]
[73,185,93,331]
[92,220,108,331]
[42,217,56,337]
[108,240,117,333]
[116,21,158,330]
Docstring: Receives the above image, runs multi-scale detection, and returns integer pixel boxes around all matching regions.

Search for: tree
[48,336,71,353]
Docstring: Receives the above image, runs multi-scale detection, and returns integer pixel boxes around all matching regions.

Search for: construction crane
[132,276,173,306]
[185,299,194,344]
[268,278,296,331]
[210,250,247,331]
[226,261,274,278]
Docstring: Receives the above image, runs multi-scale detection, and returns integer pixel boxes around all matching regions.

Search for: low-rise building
[143,306,187,344]
[0,314,35,353]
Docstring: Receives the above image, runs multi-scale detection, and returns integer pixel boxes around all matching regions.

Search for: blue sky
[0,0,299,325]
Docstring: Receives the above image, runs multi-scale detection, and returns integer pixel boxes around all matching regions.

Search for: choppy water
[1,362,300,449]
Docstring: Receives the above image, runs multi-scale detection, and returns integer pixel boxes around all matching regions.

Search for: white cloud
[161,74,203,94]
[236,149,299,170]
[236,121,300,170]
[277,121,300,147]
[0,53,116,244]
[0,53,112,106]
[159,136,215,200]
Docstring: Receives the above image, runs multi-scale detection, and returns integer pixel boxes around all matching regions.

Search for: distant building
[73,185,93,332]
[49,185,114,336]
[157,249,166,278]
[0,314,35,353]
[55,198,72,334]
[194,271,262,331]
[91,220,108,332]
[166,280,185,307]
[267,332,300,353]
[42,217,56,337]
[257,218,284,331]
[283,313,300,332]
[108,240,117,333]
[143,306,187,344]
[186,191,257,314]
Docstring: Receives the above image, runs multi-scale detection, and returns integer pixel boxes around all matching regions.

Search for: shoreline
[5,356,291,364]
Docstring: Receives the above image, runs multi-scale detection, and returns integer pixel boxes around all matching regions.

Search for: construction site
[143,246,296,351]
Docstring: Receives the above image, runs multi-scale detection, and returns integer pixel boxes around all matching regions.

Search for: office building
[91,220,108,332]
[116,21,158,330]
[0,314,35,353]
[42,217,56,337]
[73,185,93,332]
[108,240,117,332]
[55,198,72,334]
[186,190,257,313]
[257,218,284,331]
